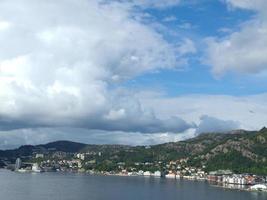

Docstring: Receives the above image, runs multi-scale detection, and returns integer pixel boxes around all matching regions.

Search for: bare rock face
[257,135,266,144]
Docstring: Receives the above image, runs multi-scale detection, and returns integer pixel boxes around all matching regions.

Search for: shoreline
[2,168,266,193]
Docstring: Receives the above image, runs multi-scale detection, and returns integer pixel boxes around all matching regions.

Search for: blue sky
[124,0,265,97]
[0,0,267,148]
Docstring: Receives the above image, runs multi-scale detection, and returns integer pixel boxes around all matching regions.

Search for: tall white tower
[15,158,22,171]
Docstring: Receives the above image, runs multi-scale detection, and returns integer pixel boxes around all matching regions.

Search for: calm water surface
[0,169,266,200]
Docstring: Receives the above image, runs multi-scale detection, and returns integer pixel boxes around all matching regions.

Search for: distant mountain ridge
[1,128,267,174]
[37,140,87,153]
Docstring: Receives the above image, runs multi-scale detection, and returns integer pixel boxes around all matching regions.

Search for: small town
[5,150,267,193]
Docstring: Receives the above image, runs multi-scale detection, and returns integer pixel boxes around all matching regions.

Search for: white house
[153,171,161,177]
[143,171,151,176]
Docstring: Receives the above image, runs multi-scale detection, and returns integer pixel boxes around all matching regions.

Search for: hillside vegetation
[1,128,267,175]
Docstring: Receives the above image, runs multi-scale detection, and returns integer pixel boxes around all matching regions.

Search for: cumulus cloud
[2,0,266,148]
[3,91,267,148]
[2,90,267,148]
[196,115,240,134]
[139,92,267,131]
[206,0,267,76]
[0,0,194,134]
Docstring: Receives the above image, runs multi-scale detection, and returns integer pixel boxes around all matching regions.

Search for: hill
[1,128,267,174]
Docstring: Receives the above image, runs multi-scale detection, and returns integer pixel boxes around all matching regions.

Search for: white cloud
[3,91,267,148]
[138,92,267,131]
[141,0,181,8]
[112,0,182,9]
[225,0,267,11]
[0,20,10,31]
[2,89,267,147]
[206,0,267,76]
[177,38,197,55]
[0,127,196,149]
[206,20,267,76]
[196,115,240,134]
[178,23,194,30]
[0,0,193,134]
[104,109,126,121]
[163,16,177,22]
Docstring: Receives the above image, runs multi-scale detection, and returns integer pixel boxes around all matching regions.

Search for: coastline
[3,168,266,193]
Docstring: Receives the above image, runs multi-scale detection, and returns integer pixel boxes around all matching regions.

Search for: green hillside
[1,128,267,175]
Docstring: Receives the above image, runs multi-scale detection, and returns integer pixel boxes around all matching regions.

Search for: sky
[0,0,267,149]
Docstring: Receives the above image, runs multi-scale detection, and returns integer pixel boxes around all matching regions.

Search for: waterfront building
[165,172,176,179]
[217,174,256,185]
[245,176,255,185]
[138,170,144,176]
[153,171,161,177]
[32,163,42,173]
[176,174,181,179]
[144,171,151,176]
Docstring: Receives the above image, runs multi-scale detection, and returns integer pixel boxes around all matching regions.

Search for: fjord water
[0,170,266,200]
